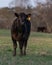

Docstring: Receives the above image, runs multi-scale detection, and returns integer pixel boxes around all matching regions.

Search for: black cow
[37,27,47,32]
[11,12,31,56]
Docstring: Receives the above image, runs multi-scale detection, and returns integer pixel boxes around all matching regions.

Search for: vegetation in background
[0,0,52,32]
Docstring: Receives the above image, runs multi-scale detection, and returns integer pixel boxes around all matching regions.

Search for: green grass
[0,29,52,65]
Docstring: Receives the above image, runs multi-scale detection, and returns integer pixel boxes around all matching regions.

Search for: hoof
[13,54,16,56]
[24,52,26,55]
[13,53,16,56]
[19,53,23,56]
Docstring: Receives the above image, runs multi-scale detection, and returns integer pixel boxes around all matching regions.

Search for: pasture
[0,29,52,65]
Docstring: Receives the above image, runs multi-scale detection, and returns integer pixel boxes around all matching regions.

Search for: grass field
[0,29,52,65]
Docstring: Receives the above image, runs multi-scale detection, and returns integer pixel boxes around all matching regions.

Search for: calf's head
[14,12,31,27]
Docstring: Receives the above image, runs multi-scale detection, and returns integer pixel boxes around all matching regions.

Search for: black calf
[11,12,31,56]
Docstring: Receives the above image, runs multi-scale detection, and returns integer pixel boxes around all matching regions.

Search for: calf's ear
[14,13,19,17]
[27,14,31,21]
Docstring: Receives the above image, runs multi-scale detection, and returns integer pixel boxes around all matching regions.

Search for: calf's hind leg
[24,40,27,55]
[19,41,24,56]
[12,38,17,56]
